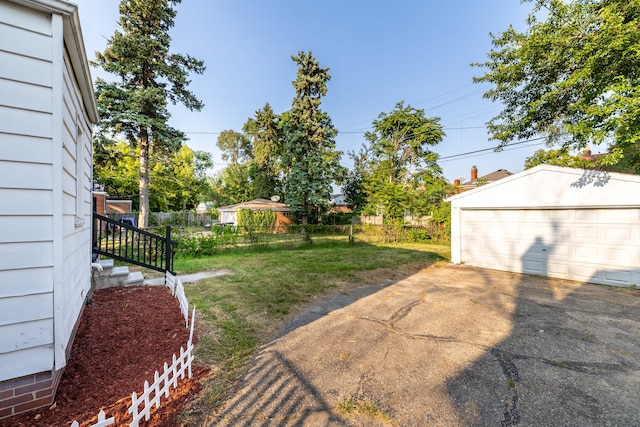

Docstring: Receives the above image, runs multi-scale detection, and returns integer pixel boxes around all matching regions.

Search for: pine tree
[94,0,205,227]
[281,51,342,225]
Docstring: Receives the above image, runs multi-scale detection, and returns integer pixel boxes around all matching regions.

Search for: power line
[438,138,546,163]
[184,124,489,137]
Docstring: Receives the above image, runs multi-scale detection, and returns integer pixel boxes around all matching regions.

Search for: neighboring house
[327,204,353,215]
[0,0,98,418]
[453,166,514,193]
[330,193,347,205]
[217,199,294,227]
[106,199,133,213]
[93,190,133,214]
[581,148,605,162]
[195,201,215,215]
[447,165,640,287]
[328,194,353,216]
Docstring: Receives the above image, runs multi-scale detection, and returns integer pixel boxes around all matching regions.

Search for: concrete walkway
[208,264,640,426]
[143,270,227,286]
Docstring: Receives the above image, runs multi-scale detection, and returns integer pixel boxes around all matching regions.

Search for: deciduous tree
[216,130,251,166]
[243,103,282,199]
[524,148,587,169]
[94,141,212,211]
[475,0,640,172]
[362,102,446,223]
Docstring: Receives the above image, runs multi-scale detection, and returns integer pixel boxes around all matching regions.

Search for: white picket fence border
[128,307,196,427]
[70,409,114,427]
[166,271,190,327]
[69,273,195,427]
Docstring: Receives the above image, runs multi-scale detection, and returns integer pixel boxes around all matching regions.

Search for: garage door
[460,208,640,286]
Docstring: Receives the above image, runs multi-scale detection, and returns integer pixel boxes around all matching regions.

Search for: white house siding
[448,166,640,287]
[0,0,96,384]
[0,0,56,382]
[52,24,93,370]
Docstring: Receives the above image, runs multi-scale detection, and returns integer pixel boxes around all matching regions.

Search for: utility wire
[439,139,546,163]
[438,137,546,161]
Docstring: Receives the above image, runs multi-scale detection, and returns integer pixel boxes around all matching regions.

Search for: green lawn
[177,241,449,422]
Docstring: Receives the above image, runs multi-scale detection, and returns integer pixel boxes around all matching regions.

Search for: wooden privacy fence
[107,212,213,227]
[69,273,195,427]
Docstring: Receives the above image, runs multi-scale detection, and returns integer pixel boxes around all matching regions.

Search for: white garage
[447,165,640,287]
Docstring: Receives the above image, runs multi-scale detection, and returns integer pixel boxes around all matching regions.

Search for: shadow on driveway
[208,264,640,426]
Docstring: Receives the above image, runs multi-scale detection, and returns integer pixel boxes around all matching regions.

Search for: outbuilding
[447,165,640,287]
[217,198,294,227]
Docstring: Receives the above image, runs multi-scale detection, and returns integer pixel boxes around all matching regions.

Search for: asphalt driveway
[209,264,640,426]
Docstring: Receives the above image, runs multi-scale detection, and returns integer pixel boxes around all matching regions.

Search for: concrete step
[125,271,144,286]
[98,259,114,269]
[96,259,114,277]
[110,266,130,277]
[92,263,146,289]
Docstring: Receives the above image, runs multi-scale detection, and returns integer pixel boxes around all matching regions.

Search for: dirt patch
[2,286,208,427]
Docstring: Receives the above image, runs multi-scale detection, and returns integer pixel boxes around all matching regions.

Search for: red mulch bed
[2,286,208,427]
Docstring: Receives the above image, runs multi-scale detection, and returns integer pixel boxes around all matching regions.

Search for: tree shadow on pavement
[446,237,640,426]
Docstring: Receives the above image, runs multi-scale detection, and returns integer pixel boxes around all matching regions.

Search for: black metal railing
[92,213,177,274]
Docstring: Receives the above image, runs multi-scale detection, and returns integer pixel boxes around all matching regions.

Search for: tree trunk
[138,129,150,228]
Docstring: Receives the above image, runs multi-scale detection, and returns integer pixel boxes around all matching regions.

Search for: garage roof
[446,165,640,209]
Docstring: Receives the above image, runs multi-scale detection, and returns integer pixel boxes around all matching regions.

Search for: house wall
[93,191,107,216]
[106,199,133,213]
[275,211,294,227]
[0,0,57,385]
[219,210,236,225]
[0,0,95,418]
[54,45,93,370]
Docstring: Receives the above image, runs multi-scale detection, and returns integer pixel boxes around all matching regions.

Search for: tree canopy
[348,102,447,224]
[243,103,282,199]
[216,130,251,166]
[475,0,640,172]
[524,148,587,169]
[94,0,205,226]
[94,141,212,211]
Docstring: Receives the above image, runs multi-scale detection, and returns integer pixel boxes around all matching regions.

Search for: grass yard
[175,241,449,423]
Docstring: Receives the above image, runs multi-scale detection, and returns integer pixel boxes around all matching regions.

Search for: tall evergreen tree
[281,51,342,225]
[94,0,205,227]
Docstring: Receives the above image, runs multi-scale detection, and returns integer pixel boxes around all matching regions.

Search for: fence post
[165,225,172,274]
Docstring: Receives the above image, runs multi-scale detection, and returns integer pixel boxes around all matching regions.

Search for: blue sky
[73,0,545,183]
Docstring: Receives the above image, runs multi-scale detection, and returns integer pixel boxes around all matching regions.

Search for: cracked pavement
[208,264,640,426]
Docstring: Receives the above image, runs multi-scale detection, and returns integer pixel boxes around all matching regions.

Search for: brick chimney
[471,165,478,182]
[453,179,460,186]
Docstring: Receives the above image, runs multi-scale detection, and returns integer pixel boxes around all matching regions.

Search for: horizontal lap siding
[0,1,55,382]
[0,346,53,382]
[461,208,640,286]
[0,267,53,298]
[0,133,52,164]
[54,51,92,368]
